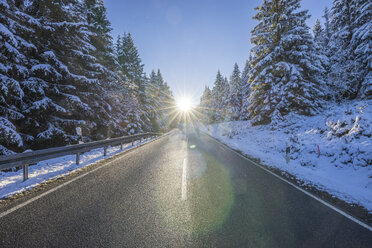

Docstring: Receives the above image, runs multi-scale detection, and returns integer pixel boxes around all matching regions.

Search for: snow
[0,138,156,199]
[201,100,372,212]
[0,23,17,46]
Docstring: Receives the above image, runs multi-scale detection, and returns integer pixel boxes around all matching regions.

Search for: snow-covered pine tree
[329,0,371,99]
[159,71,175,130]
[248,0,326,125]
[329,0,357,99]
[85,0,137,137]
[116,32,147,133]
[240,58,252,120]
[86,0,115,69]
[116,33,146,99]
[155,69,172,130]
[313,19,325,45]
[145,70,162,131]
[199,86,212,124]
[322,7,331,46]
[21,0,118,148]
[313,19,330,99]
[0,0,28,154]
[145,69,174,131]
[351,0,371,98]
[211,70,230,122]
[227,63,242,120]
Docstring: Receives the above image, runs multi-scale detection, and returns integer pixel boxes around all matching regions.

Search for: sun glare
[177,97,192,112]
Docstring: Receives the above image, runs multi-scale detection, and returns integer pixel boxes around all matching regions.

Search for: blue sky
[105,0,333,102]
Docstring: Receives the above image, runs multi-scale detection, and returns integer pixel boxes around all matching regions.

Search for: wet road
[0,131,371,247]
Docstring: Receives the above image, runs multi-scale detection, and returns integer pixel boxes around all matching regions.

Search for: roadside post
[286,142,290,164]
[76,127,83,144]
[23,164,29,181]
[317,145,320,157]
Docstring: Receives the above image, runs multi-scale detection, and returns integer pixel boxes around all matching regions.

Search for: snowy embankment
[202,100,372,212]
[0,138,154,199]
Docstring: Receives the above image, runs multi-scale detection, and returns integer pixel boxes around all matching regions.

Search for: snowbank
[202,100,372,212]
[0,138,154,199]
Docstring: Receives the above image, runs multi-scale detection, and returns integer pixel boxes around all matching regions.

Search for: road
[0,130,371,247]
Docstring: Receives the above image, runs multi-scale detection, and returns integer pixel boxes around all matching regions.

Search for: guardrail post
[76,152,80,165]
[104,146,107,156]
[23,165,29,181]
[132,139,134,146]
[120,143,123,150]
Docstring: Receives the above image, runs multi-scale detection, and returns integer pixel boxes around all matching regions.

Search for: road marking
[202,132,372,232]
[0,133,170,219]
[182,158,187,201]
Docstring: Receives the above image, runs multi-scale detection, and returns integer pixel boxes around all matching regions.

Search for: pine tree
[145,69,174,131]
[227,63,242,120]
[248,0,326,125]
[199,86,213,124]
[211,70,230,122]
[85,0,137,137]
[154,69,173,130]
[116,33,145,97]
[22,0,119,147]
[351,0,371,98]
[1,0,175,154]
[313,19,330,99]
[329,0,357,99]
[313,19,325,44]
[323,7,331,46]
[0,0,27,154]
[116,32,147,132]
[240,58,252,120]
[86,0,116,69]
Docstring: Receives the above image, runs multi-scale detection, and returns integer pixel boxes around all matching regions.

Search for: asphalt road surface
[0,131,371,247]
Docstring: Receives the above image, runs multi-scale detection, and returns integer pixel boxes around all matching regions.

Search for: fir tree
[211,70,230,122]
[86,0,116,69]
[313,19,325,44]
[329,0,357,99]
[0,0,27,154]
[116,33,145,95]
[240,58,252,120]
[22,0,118,146]
[199,86,213,124]
[248,0,326,125]
[351,0,371,98]
[313,19,330,99]
[322,7,331,46]
[145,69,174,131]
[227,63,242,120]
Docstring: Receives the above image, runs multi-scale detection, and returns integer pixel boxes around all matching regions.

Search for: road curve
[0,131,371,247]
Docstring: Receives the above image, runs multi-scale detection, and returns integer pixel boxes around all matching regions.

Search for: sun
[177,97,193,112]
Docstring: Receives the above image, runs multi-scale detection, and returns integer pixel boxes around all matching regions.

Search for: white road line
[202,132,372,232]
[182,158,187,201]
[0,133,169,219]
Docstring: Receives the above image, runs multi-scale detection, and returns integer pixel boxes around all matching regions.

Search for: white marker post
[76,127,83,144]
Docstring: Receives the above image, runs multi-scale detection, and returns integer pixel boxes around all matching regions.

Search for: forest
[200,0,370,125]
[0,0,175,155]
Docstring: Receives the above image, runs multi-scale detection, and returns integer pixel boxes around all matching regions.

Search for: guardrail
[0,132,161,181]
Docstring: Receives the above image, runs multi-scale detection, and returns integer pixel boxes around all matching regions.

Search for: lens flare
[176,97,192,112]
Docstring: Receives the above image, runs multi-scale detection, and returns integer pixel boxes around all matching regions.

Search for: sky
[104,0,333,102]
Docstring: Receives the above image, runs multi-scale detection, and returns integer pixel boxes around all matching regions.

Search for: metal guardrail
[0,132,161,181]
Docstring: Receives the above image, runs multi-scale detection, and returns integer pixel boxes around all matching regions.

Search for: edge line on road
[201,131,372,232]
[0,132,173,219]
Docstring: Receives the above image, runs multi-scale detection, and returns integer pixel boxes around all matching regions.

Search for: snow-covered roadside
[0,138,156,199]
[201,100,372,212]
